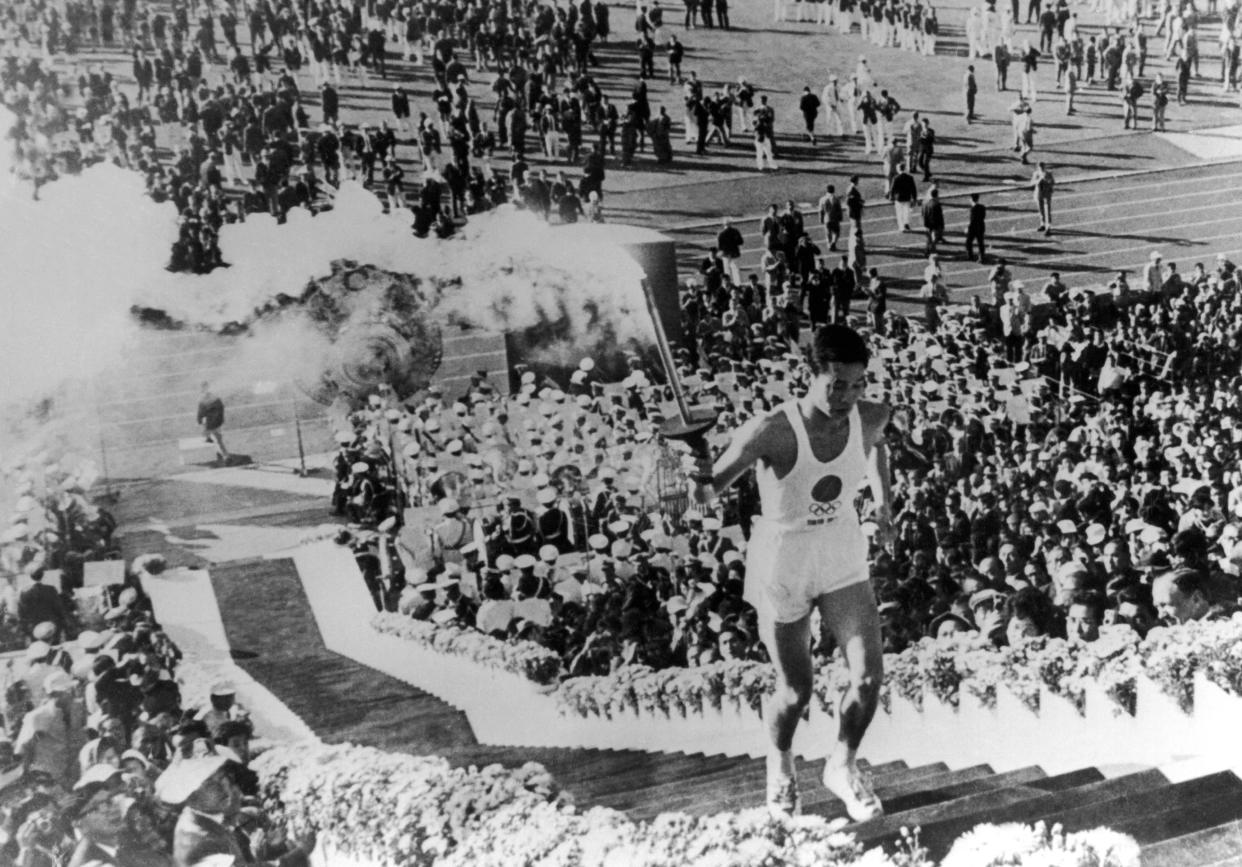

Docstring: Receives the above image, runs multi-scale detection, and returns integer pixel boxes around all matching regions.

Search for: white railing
[292,541,1242,776]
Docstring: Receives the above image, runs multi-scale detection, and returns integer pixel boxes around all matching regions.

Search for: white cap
[25,640,50,659]
[155,754,233,805]
[438,497,461,516]
[44,670,76,694]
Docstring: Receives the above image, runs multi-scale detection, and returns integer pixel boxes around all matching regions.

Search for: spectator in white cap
[429,497,471,570]
[201,682,244,740]
[20,640,58,705]
[31,622,72,671]
[159,752,316,866]
[15,670,84,785]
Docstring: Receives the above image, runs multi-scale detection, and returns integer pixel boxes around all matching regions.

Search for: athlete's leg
[816,580,882,754]
[760,612,813,815]
[762,613,813,751]
[815,579,884,820]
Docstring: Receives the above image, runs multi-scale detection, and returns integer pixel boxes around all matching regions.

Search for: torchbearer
[688,324,895,821]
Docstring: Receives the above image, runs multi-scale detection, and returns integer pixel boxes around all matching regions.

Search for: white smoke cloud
[0,154,174,404]
[1,97,657,412]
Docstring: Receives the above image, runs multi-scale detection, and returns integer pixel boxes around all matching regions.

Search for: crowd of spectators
[0,557,315,866]
[329,224,1242,676]
[0,442,319,865]
[328,362,770,675]
[0,459,121,652]
[4,0,1233,276]
[6,0,1242,687]
[0,0,632,266]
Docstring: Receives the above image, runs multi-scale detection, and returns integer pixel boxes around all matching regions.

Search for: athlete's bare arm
[858,399,896,546]
[689,413,786,504]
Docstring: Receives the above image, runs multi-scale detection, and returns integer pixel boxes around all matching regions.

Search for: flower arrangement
[1199,623,1242,699]
[1029,637,1081,709]
[940,821,1140,867]
[995,637,1047,713]
[1138,616,1242,714]
[250,743,1143,867]
[813,655,854,717]
[1071,627,1143,717]
[371,612,563,686]
[883,643,927,711]
[955,640,1006,711]
[556,661,773,719]
[920,636,973,709]
[375,606,1242,725]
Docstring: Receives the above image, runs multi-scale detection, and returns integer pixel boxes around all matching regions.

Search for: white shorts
[744,516,869,624]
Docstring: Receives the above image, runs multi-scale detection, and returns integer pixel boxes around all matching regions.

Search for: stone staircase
[203,554,1242,863]
[564,754,1242,862]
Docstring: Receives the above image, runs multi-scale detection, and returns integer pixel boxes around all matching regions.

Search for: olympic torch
[639,279,718,474]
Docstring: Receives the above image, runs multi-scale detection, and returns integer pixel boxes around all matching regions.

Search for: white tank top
[756,401,868,531]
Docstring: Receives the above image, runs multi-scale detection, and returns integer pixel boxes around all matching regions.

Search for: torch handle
[679,430,715,484]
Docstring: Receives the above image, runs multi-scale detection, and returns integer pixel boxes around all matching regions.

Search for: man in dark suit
[319,81,339,125]
[921,187,945,254]
[18,569,66,638]
[196,381,230,465]
[964,65,979,121]
[966,192,987,262]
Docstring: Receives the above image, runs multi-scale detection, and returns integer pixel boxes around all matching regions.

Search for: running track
[657,156,1242,307]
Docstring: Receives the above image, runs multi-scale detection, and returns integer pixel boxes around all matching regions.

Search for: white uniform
[744,403,870,624]
[821,81,846,135]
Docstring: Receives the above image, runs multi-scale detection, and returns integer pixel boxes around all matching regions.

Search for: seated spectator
[1152,568,1233,625]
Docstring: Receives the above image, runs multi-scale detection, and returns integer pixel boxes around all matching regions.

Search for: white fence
[293,541,1242,776]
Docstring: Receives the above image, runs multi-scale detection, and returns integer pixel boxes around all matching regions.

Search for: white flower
[1064,828,1142,867]
[941,822,1046,867]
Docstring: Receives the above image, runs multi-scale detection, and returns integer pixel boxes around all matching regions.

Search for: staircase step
[1141,819,1242,867]
[1035,772,1242,840]
[603,758,909,816]
[803,764,996,817]
[913,769,1171,857]
[621,760,929,820]
[853,782,1056,844]
[544,750,693,788]
[571,753,753,798]
[1025,766,1107,792]
[865,765,1048,817]
[1092,778,1242,847]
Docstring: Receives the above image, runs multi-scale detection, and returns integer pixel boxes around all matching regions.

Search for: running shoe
[822,759,884,822]
[766,756,801,819]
